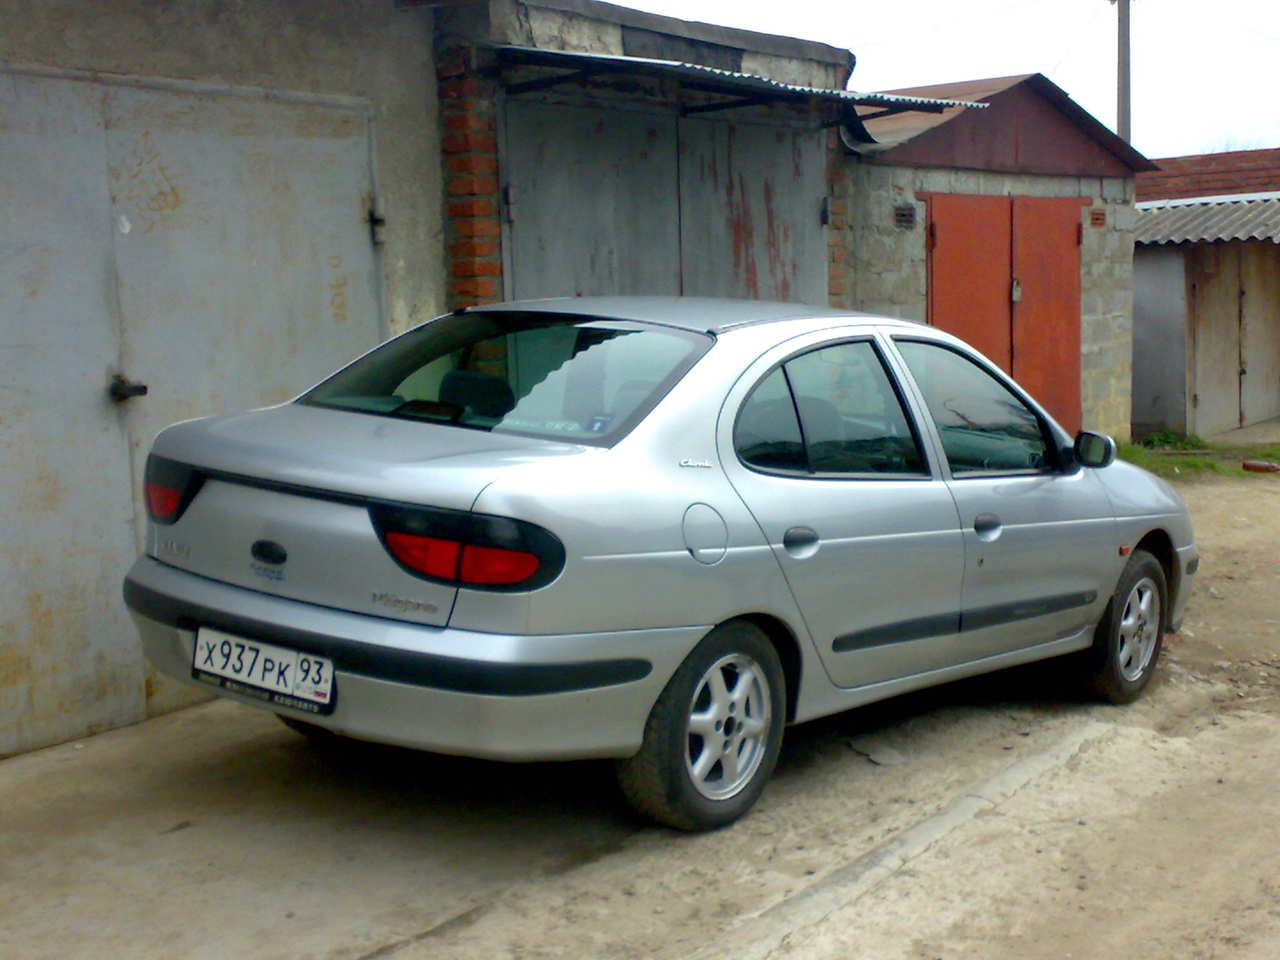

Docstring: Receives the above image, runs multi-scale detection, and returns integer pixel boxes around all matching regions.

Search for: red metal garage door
[928,194,1084,433]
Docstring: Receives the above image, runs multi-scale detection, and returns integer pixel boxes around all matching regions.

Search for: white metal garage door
[0,68,383,754]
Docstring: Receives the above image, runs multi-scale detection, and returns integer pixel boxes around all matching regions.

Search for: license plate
[192,627,335,715]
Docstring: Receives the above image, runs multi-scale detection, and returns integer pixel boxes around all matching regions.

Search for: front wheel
[1083,549,1167,704]
[616,621,786,831]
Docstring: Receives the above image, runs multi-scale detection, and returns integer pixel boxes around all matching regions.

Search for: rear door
[719,330,965,689]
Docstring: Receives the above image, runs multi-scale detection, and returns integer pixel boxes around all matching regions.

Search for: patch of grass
[1137,430,1209,451]
[1117,439,1280,480]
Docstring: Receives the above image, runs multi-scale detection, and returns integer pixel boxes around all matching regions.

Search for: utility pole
[1115,0,1131,141]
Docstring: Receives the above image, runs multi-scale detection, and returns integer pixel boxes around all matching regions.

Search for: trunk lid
[147,403,586,626]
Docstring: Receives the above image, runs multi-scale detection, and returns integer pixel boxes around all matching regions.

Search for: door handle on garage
[782,526,820,559]
[973,513,1002,541]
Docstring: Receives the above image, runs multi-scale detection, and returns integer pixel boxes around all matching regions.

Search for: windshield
[301,312,712,445]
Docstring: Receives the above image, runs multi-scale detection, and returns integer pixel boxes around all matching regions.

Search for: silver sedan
[124,297,1197,830]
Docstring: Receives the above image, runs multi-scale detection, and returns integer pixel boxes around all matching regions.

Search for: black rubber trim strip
[832,591,1098,653]
[960,591,1098,632]
[833,613,960,653]
[124,578,651,696]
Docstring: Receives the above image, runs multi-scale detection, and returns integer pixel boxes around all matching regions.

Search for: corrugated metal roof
[1135,193,1280,245]
[491,46,985,140]
[851,73,1154,173]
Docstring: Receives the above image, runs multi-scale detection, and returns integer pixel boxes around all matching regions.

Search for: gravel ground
[3,475,1276,960]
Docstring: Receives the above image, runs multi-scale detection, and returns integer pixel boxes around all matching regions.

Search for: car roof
[468,296,924,335]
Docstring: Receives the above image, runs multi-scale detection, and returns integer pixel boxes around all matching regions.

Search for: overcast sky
[620,0,1278,159]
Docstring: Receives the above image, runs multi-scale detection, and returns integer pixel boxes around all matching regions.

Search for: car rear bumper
[124,557,706,760]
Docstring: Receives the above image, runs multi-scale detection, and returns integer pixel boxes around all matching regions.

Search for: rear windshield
[301,312,712,445]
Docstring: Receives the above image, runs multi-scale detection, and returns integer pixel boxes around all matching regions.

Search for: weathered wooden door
[1190,241,1280,433]
[928,194,1083,432]
[1240,241,1280,426]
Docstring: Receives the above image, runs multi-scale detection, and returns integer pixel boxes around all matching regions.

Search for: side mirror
[1074,431,1116,468]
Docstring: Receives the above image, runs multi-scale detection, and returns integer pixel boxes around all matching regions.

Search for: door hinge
[367,206,387,246]
[1192,393,1199,408]
[1011,277,1023,303]
[501,184,515,225]
[1076,222,1084,246]
[820,196,831,227]
[927,221,937,251]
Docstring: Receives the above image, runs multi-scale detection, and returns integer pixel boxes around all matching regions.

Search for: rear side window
[895,340,1051,475]
[734,340,927,477]
[302,312,710,446]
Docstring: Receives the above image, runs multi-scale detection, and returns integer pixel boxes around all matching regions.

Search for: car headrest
[440,369,516,419]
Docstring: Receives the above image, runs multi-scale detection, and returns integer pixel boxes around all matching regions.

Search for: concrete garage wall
[838,163,1137,439]
[0,0,445,335]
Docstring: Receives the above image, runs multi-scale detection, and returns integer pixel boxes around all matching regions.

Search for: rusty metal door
[503,101,680,299]
[928,194,1083,432]
[1190,244,1244,435]
[678,119,827,303]
[927,195,1013,369]
[1,69,382,752]
[1,73,146,754]
[1012,198,1084,435]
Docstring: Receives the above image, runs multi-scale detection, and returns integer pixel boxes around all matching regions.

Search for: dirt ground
[2,475,1278,959]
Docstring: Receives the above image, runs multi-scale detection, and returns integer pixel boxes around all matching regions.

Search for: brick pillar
[826,131,852,308]
[439,47,504,309]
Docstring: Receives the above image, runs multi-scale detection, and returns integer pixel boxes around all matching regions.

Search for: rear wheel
[616,621,785,831]
[1084,549,1167,704]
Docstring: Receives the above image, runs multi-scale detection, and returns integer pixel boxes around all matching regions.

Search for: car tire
[616,620,786,831]
[1083,549,1167,704]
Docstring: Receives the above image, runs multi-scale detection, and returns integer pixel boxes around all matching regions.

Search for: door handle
[782,526,820,559]
[109,374,148,402]
[973,513,1002,542]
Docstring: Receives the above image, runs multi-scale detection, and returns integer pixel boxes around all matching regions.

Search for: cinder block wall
[838,161,1136,440]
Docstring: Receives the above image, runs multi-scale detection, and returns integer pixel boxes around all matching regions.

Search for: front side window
[302,312,710,446]
[895,340,1050,475]
[734,340,927,477]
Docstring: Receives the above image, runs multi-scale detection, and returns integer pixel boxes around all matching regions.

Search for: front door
[892,338,1116,657]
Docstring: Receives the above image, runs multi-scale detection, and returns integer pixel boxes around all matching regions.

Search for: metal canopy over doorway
[492,46,981,306]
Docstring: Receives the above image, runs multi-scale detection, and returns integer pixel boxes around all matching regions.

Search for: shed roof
[1136,148,1280,201]
[1135,192,1280,245]
[851,73,1154,175]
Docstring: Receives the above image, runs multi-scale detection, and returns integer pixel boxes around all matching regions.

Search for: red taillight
[459,543,540,585]
[370,505,564,592]
[384,532,462,580]
[145,482,181,521]
[383,533,540,586]
[144,455,203,525]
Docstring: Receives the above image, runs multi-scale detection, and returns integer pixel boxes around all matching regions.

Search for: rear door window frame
[733,335,936,481]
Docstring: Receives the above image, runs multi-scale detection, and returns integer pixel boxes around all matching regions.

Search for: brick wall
[439,47,504,308]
